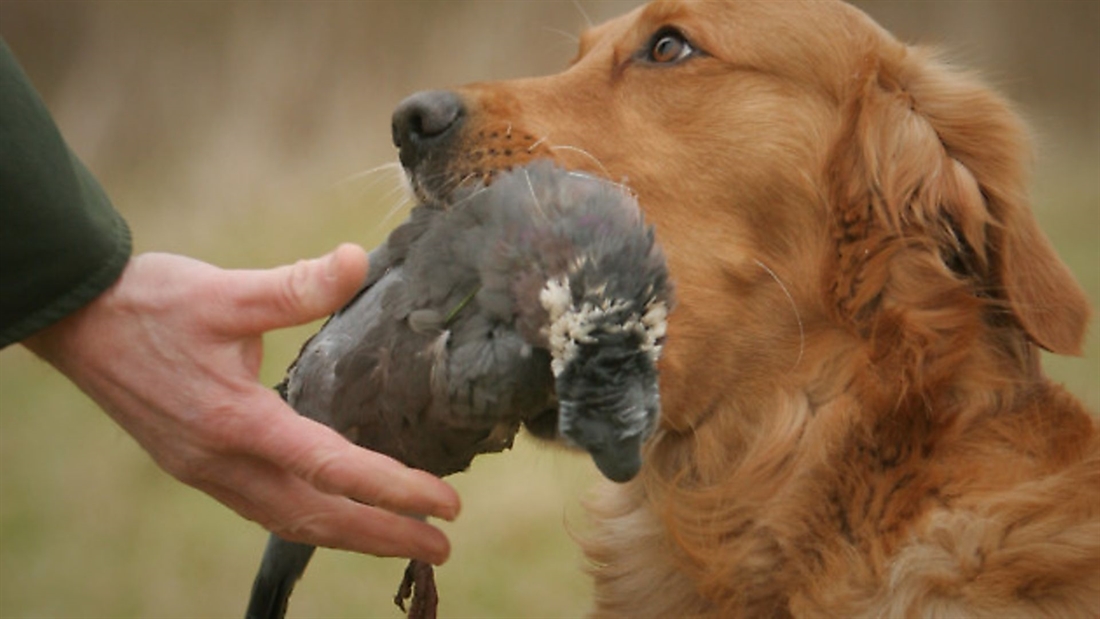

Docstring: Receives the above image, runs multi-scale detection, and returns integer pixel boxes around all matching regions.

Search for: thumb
[216,243,369,335]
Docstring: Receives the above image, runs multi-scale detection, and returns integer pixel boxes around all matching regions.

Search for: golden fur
[415,1,1099,615]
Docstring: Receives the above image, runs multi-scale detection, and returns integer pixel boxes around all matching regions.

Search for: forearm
[0,40,132,348]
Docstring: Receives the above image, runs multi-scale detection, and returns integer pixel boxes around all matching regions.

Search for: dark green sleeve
[0,40,132,349]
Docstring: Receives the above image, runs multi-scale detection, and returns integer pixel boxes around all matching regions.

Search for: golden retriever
[389,0,1099,615]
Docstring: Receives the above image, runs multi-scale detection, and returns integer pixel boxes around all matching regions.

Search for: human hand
[23,244,460,565]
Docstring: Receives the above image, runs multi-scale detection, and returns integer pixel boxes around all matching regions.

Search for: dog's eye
[645,28,694,64]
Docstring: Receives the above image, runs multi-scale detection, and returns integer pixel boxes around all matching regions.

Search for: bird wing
[277,203,440,413]
[281,194,553,476]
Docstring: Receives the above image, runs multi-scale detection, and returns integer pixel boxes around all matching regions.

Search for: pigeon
[245,161,673,619]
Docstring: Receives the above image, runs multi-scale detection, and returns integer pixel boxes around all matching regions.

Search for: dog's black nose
[392,90,464,170]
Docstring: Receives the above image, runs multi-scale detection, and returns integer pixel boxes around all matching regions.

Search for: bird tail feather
[244,535,316,619]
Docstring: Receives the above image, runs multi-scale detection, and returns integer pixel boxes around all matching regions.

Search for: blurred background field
[0,1,1096,617]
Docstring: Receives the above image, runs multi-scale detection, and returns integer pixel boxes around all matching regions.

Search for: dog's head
[391,0,1089,437]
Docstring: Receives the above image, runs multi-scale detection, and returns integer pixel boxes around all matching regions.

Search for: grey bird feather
[245,161,673,619]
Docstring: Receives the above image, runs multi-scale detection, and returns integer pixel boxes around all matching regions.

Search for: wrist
[21,257,134,369]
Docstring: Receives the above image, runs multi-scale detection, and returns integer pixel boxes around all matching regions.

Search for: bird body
[246,161,672,618]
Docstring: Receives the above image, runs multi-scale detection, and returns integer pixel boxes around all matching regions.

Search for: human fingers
[230,390,461,522]
[193,457,452,564]
[210,243,369,336]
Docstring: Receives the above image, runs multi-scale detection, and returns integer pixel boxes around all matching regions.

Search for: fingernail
[436,503,458,522]
[429,538,451,565]
[437,492,461,521]
[322,249,340,281]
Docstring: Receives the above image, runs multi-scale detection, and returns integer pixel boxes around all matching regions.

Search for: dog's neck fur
[582,316,1095,617]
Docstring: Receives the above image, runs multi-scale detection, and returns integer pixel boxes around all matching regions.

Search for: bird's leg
[394,560,414,612]
[394,559,438,619]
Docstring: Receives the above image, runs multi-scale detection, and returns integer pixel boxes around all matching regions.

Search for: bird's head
[538,265,670,483]
[475,161,673,482]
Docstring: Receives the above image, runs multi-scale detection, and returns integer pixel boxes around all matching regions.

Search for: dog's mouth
[403,164,467,208]
[402,121,557,207]
[404,166,496,208]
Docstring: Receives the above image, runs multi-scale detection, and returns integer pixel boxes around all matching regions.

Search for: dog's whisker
[528,135,549,153]
[368,194,415,237]
[450,171,484,196]
[372,186,406,207]
[447,186,492,212]
[409,169,456,185]
[442,167,492,211]
[571,0,594,29]
[378,183,413,216]
[523,168,551,222]
[549,144,612,180]
[334,162,409,206]
[753,259,805,372]
[405,169,468,204]
[565,170,636,199]
[454,171,479,189]
[336,161,405,188]
[542,26,580,45]
[424,179,462,206]
[336,163,414,234]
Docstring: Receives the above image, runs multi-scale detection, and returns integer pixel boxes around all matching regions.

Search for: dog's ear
[828,48,1089,356]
